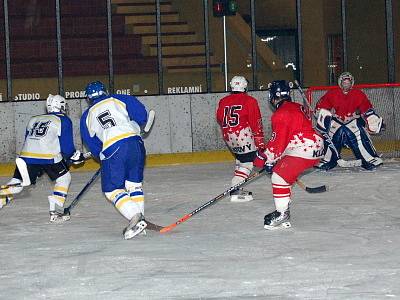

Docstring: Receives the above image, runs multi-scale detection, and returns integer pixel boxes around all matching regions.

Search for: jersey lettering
[97,110,116,129]
[29,121,51,137]
[222,105,242,128]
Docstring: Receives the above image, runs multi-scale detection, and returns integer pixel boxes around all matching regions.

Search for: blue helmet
[85,81,107,101]
[269,80,291,109]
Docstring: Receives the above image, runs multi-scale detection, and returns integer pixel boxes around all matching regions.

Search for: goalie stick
[294,80,361,168]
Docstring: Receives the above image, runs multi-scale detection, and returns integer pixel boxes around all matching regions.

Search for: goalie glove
[69,150,85,165]
[315,108,332,134]
[364,109,383,134]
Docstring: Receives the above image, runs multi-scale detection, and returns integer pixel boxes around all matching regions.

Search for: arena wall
[0,91,272,165]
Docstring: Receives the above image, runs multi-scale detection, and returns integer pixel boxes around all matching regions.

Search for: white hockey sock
[271,173,291,212]
[105,189,141,221]
[231,161,252,186]
[49,172,71,210]
[126,181,145,215]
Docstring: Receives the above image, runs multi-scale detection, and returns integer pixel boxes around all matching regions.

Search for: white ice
[1,162,400,299]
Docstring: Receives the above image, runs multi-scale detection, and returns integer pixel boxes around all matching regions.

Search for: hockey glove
[364,109,383,134]
[253,150,274,173]
[69,150,85,165]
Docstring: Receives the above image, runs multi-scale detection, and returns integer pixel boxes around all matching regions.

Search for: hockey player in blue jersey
[0,94,85,222]
[81,81,153,240]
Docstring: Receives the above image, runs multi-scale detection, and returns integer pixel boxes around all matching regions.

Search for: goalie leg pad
[344,120,382,169]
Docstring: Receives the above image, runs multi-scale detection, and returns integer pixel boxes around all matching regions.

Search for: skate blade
[264,221,291,230]
[230,195,253,203]
[124,220,147,240]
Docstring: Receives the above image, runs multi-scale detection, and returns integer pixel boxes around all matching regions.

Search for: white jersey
[20,113,73,164]
[84,97,141,151]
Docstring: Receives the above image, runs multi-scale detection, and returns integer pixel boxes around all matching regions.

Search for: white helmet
[230,75,248,92]
[46,94,66,113]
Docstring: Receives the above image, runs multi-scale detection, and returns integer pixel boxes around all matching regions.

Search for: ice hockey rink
[1,161,400,299]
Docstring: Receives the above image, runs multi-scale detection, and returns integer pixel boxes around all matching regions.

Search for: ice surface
[1,162,400,299]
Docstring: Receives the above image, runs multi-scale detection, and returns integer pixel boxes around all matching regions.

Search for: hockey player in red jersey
[253,80,324,229]
[315,72,383,170]
[216,75,265,202]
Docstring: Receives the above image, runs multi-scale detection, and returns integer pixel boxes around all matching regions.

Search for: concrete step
[162,54,218,67]
[166,64,221,73]
[114,2,173,14]
[126,22,190,34]
[123,12,180,24]
[140,32,198,44]
[112,0,169,3]
[149,42,205,56]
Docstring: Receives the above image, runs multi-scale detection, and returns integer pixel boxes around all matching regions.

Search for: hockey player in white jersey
[0,94,85,222]
[81,81,152,240]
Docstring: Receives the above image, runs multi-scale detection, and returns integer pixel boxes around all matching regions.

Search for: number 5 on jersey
[97,110,116,129]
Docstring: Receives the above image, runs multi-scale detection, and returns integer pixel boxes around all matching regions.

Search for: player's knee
[271,173,289,186]
[125,181,143,192]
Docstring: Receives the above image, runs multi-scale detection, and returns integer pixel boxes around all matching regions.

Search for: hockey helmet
[338,72,354,92]
[230,75,248,92]
[268,80,291,109]
[85,81,107,101]
[46,94,67,113]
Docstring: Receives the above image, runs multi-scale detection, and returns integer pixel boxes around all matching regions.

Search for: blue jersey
[20,113,76,164]
[80,94,148,160]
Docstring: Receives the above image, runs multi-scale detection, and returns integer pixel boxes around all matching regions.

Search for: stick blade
[305,185,327,193]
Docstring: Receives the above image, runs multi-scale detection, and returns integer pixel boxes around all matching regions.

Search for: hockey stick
[296,179,327,193]
[63,168,101,215]
[160,168,266,233]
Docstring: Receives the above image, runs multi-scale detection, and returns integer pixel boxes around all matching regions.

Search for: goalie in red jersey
[253,80,324,230]
[216,75,265,202]
[315,72,384,170]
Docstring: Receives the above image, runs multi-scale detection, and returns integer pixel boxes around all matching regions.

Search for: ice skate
[264,210,291,230]
[230,188,253,202]
[123,213,147,240]
[49,210,71,223]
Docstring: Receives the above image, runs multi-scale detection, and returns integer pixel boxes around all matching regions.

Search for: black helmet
[269,80,291,109]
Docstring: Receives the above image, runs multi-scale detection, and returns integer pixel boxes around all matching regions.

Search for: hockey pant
[321,118,381,170]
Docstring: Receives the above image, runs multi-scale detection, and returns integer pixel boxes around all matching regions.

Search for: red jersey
[262,101,324,162]
[315,88,373,123]
[216,93,264,154]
